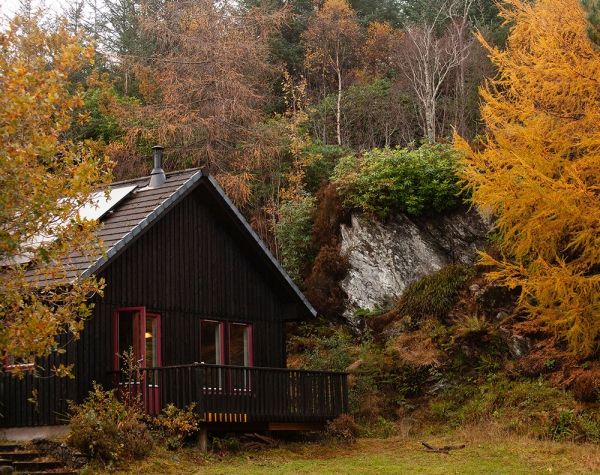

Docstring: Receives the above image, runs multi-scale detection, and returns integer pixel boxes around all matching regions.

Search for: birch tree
[399,0,473,143]
[303,0,361,146]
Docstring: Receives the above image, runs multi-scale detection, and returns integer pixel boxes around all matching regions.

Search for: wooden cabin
[1,154,347,438]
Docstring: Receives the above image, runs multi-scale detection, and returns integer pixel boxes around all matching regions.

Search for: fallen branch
[421,442,466,454]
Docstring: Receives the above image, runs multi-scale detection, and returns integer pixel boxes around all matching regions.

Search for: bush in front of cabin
[146,403,200,450]
[325,414,361,443]
[67,382,153,462]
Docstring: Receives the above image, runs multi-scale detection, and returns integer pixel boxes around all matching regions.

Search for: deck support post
[198,426,208,453]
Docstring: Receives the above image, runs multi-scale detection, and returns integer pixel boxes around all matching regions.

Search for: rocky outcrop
[339,207,491,328]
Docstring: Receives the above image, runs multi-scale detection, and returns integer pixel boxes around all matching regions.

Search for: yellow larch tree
[456,0,600,356]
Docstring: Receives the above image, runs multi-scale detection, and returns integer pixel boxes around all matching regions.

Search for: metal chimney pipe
[148,145,166,188]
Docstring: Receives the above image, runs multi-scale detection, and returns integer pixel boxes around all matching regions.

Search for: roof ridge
[108,168,202,187]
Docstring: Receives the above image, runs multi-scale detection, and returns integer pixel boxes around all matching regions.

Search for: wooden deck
[110,363,348,427]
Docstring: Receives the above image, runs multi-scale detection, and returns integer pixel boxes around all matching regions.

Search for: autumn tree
[456,0,600,355]
[0,15,112,372]
[109,0,284,204]
[302,0,362,146]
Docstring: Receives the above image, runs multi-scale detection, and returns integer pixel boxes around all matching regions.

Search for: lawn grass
[82,425,600,475]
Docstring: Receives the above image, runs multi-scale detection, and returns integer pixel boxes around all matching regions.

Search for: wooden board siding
[1,185,293,428]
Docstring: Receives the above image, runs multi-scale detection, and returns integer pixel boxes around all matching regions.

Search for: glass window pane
[117,310,139,366]
[201,321,221,364]
[145,316,157,368]
[229,324,249,367]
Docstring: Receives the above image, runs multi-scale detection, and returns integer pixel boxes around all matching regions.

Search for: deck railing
[110,364,348,423]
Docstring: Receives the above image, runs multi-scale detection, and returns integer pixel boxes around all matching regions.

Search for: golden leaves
[0,14,112,371]
[456,0,600,355]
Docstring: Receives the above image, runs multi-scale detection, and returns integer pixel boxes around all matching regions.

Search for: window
[5,355,35,373]
[229,323,252,367]
[199,320,252,367]
[200,320,223,365]
[229,323,252,391]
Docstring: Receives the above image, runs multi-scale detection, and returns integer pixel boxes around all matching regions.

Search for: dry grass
[80,423,600,475]
[389,330,443,368]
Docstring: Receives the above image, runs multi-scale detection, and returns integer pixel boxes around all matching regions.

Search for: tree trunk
[336,51,342,146]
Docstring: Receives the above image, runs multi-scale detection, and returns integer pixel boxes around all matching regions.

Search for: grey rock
[469,284,484,298]
[499,326,532,359]
[339,208,491,329]
[0,466,14,474]
[495,311,508,321]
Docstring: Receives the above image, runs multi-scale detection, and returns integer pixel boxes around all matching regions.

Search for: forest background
[4,0,600,382]
[1,0,506,285]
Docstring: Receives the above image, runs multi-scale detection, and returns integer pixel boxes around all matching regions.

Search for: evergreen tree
[581,0,600,46]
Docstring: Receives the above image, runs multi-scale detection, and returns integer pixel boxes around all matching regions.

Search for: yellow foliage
[456,0,600,355]
[303,0,362,76]
[0,15,112,371]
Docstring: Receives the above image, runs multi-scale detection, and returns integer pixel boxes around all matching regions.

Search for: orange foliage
[456,0,600,355]
[0,15,112,371]
[361,22,401,78]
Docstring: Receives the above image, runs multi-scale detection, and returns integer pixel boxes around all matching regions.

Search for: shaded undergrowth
[289,263,600,444]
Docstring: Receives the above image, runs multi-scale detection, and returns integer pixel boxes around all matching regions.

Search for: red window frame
[228,322,253,393]
[199,320,253,393]
[113,307,162,371]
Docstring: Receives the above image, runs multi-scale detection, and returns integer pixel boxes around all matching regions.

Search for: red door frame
[113,307,162,414]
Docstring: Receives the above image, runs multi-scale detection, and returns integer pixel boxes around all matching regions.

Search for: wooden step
[0,451,39,461]
[0,444,23,452]
[12,460,62,472]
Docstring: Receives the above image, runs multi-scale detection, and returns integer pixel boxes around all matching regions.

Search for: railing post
[195,365,205,420]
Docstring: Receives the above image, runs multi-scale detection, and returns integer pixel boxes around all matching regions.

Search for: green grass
[82,426,600,475]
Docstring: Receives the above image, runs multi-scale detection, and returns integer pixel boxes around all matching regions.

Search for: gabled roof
[68,168,316,319]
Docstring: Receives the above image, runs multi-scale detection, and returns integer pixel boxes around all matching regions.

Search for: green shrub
[212,434,241,454]
[147,403,199,450]
[397,264,475,322]
[67,382,153,462]
[302,328,354,372]
[332,143,466,218]
[302,143,348,193]
[275,195,317,286]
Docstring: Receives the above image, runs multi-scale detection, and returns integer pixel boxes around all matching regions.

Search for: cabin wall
[1,188,294,427]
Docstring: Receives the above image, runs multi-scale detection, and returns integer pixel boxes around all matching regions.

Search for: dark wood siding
[1,187,294,427]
